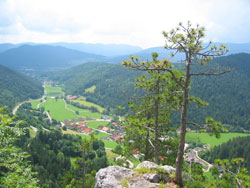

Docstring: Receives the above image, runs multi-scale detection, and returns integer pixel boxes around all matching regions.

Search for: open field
[86,121,109,129]
[31,100,40,109]
[72,96,105,113]
[62,129,117,149]
[40,98,77,121]
[66,103,102,118]
[186,132,250,148]
[85,85,96,93]
[45,85,64,96]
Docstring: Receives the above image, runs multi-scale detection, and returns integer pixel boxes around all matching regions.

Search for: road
[12,85,46,115]
[194,149,213,172]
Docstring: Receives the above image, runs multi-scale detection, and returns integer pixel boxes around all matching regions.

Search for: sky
[0,0,250,48]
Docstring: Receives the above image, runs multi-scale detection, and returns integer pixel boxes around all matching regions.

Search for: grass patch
[85,85,96,93]
[72,96,105,113]
[94,131,110,139]
[62,129,117,149]
[29,128,36,138]
[62,129,82,135]
[40,98,76,121]
[86,121,108,129]
[31,100,40,109]
[66,103,102,119]
[40,98,103,121]
[45,85,64,97]
[186,132,250,148]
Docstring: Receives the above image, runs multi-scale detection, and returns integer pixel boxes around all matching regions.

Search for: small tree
[162,21,231,186]
[122,53,182,164]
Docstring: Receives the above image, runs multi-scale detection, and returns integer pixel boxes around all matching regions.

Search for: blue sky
[0,0,250,48]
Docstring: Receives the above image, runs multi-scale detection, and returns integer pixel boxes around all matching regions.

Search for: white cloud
[0,0,249,48]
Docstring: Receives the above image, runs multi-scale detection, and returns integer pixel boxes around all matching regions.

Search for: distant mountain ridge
[0,44,106,72]
[108,43,250,64]
[0,42,143,57]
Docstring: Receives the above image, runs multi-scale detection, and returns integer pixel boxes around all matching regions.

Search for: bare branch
[187,121,207,129]
[190,67,234,76]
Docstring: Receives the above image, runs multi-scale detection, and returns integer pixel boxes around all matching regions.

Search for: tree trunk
[175,59,191,187]
[154,79,160,164]
[145,130,150,160]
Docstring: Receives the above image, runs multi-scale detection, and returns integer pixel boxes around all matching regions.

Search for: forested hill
[201,136,250,173]
[0,45,106,72]
[0,64,43,110]
[188,53,250,131]
[50,53,250,131]
[50,62,142,112]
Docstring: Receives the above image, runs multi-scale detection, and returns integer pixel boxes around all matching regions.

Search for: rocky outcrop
[94,161,176,188]
[94,166,134,188]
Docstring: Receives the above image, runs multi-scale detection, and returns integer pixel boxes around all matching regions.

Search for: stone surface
[135,161,159,169]
[143,173,160,183]
[94,166,134,188]
[160,165,176,173]
[128,177,159,188]
[95,161,176,188]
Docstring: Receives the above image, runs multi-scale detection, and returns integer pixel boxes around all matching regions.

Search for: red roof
[84,128,91,134]
[81,121,86,124]
[112,122,118,126]
[114,135,121,141]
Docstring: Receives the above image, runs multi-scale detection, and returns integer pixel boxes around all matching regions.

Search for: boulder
[94,166,134,188]
[160,165,176,173]
[136,161,159,169]
[128,177,159,188]
[143,173,160,183]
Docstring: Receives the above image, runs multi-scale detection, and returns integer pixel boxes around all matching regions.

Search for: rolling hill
[0,64,43,110]
[0,44,107,72]
[50,53,250,131]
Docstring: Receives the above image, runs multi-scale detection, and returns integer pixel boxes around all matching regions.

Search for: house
[83,128,91,135]
[114,135,121,141]
[102,127,109,132]
[186,128,191,132]
[101,115,110,120]
[112,122,118,126]
[66,95,78,100]
[81,121,87,125]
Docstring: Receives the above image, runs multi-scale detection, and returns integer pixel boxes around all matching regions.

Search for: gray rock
[160,165,176,173]
[136,161,159,170]
[94,166,134,188]
[128,177,159,188]
[143,173,160,183]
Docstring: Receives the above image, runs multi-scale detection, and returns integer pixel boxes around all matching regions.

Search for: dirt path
[194,149,213,172]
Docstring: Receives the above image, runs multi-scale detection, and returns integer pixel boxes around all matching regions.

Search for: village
[63,116,126,142]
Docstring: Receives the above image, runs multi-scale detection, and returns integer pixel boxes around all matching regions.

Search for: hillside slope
[0,64,43,110]
[50,53,250,130]
[50,62,142,113]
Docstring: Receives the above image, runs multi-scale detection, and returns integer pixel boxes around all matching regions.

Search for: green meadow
[186,132,250,148]
[86,121,109,129]
[45,85,64,96]
[31,100,40,109]
[72,96,105,113]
